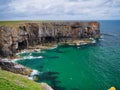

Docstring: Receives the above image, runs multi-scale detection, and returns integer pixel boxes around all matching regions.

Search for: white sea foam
[49,45,58,50]
[28,70,39,80]
[92,40,96,43]
[99,38,105,41]
[16,50,29,55]
[12,58,22,62]
[89,38,96,44]
[17,52,43,60]
[23,56,43,60]
[89,37,94,40]
[80,42,87,45]
[12,55,43,62]
[100,35,104,38]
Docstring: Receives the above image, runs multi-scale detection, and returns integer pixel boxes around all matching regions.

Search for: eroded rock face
[0,59,32,75]
[0,21,100,57]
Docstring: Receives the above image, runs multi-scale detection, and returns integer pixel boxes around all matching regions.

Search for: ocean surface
[17,20,120,90]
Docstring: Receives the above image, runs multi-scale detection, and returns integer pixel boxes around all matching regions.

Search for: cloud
[0,0,120,20]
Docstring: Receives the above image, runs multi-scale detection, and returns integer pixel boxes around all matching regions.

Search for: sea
[16,20,120,90]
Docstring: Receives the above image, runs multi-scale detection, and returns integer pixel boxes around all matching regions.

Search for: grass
[0,21,38,25]
[0,20,59,25]
[0,21,24,25]
[0,69,43,90]
[0,20,86,25]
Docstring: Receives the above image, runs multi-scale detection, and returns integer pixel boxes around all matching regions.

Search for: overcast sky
[0,0,120,20]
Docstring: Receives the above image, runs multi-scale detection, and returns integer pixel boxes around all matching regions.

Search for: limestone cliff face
[0,21,100,57]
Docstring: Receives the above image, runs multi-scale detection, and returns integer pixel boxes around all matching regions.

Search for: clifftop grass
[0,69,43,90]
[0,20,60,25]
[0,21,26,25]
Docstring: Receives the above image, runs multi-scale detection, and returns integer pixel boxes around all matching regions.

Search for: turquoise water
[17,20,120,90]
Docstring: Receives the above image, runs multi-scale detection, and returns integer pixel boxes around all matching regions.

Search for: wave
[92,40,96,43]
[16,49,42,55]
[99,38,105,41]
[49,45,58,50]
[16,50,29,55]
[89,38,96,44]
[80,42,87,45]
[23,56,43,60]
[12,55,43,62]
[28,70,40,80]
[101,33,118,37]
[12,58,22,62]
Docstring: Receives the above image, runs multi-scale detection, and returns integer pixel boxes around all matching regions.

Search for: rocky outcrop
[0,59,32,75]
[0,21,100,57]
[108,87,116,90]
[41,83,54,90]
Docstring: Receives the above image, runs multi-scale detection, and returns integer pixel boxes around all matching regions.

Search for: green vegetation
[0,69,43,90]
[0,21,25,25]
[0,21,36,25]
[0,20,77,25]
[0,20,58,25]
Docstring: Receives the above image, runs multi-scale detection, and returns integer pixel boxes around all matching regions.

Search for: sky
[0,0,120,20]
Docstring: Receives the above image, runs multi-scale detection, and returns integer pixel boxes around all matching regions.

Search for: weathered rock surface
[0,59,32,75]
[41,83,54,90]
[0,21,100,57]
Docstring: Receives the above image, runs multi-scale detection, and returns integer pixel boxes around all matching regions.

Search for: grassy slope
[0,69,43,90]
[0,21,32,25]
[0,20,50,25]
[0,20,73,25]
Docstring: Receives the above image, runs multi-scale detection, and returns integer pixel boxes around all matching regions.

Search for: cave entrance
[18,40,28,50]
[44,36,55,43]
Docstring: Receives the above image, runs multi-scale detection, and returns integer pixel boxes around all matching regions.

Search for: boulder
[0,59,32,75]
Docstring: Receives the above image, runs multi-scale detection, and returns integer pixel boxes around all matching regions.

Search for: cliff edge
[0,21,100,58]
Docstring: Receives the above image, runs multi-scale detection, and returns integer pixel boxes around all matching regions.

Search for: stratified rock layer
[0,21,100,57]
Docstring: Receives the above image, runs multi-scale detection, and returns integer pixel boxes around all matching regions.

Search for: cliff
[0,21,100,58]
[0,21,100,90]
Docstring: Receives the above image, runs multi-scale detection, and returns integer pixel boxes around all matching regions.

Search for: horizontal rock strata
[0,21,100,57]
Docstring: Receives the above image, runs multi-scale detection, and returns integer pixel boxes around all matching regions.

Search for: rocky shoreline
[0,21,100,90]
[0,58,53,90]
[0,38,97,90]
[0,59,32,75]
[0,21,100,58]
